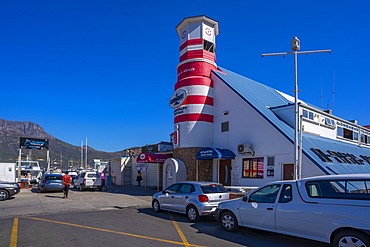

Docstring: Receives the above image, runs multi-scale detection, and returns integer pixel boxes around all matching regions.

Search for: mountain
[0,118,122,169]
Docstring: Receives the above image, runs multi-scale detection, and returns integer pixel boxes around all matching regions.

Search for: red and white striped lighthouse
[170,16,219,148]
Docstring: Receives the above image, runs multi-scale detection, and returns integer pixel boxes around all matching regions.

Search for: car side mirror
[162,190,168,194]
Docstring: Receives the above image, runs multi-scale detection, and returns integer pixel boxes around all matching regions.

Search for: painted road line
[9,217,18,247]
[169,213,190,247]
[23,217,206,247]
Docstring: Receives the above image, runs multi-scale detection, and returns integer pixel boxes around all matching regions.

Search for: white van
[74,172,102,191]
[216,174,370,247]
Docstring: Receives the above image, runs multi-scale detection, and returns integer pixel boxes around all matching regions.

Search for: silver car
[152,181,230,222]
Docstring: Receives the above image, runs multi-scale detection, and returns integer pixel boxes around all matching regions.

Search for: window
[267,157,275,166]
[165,183,180,193]
[178,184,195,193]
[200,184,228,193]
[249,184,281,203]
[243,158,264,178]
[354,131,358,141]
[302,109,314,120]
[337,127,343,137]
[221,121,229,132]
[344,128,353,140]
[302,109,308,118]
[306,180,370,200]
[203,40,214,53]
[309,112,314,120]
[279,184,293,203]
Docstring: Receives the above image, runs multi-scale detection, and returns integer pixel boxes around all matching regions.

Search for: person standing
[62,171,71,199]
[27,173,32,186]
[136,169,142,187]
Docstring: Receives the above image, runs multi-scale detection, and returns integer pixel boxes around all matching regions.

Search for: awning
[196,147,235,160]
[136,153,172,163]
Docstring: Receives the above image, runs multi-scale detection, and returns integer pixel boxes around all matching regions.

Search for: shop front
[195,147,235,186]
[136,153,172,190]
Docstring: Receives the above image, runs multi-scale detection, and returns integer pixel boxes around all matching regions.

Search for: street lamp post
[262,37,331,180]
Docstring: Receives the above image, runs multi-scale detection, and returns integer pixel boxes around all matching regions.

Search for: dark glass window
[203,40,214,53]
[200,184,228,193]
[279,184,293,203]
[178,184,195,193]
[249,184,281,203]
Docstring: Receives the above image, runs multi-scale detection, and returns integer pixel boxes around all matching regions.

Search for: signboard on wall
[169,89,188,108]
[174,130,179,148]
[19,137,49,150]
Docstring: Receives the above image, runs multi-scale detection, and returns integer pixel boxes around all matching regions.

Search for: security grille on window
[221,122,229,132]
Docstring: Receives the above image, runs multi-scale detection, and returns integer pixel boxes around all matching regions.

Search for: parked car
[38,174,63,193]
[0,181,21,201]
[74,172,102,191]
[215,174,370,247]
[152,181,230,222]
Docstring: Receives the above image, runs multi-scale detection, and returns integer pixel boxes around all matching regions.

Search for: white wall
[0,163,16,182]
[211,75,325,187]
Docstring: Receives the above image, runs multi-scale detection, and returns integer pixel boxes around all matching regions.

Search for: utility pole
[262,37,330,180]
[85,138,88,169]
[81,140,83,169]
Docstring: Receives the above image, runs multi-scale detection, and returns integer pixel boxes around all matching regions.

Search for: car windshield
[200,184,228,193]
[45,176,62,180]
[87,173,100,178]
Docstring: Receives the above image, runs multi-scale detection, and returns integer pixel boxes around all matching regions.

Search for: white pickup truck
[215,174,370,247]
[74,172,102,191]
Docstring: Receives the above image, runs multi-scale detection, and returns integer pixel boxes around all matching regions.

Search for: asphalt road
[0,187,331,247]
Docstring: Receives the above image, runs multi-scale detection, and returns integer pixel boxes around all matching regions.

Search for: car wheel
[0,190,9,201]
[152,199,161,212]
[98,187,102,191]
[187,205,200,222]
[333,230,370,247]
[220,211,239,232]
[79,185,84,191]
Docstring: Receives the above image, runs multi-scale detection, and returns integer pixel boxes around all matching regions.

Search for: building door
[219,159,231,186]
[283,163,294,180]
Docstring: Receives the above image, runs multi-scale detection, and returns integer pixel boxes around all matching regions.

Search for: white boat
[16,160,43,183]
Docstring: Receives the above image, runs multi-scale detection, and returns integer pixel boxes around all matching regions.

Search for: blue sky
[1,1,369,152]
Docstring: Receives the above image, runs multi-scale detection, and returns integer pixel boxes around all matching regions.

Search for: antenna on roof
[321,79,323,109]
[332,69,335,109]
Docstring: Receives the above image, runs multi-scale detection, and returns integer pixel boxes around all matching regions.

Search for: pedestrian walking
[62,171,71,199]
[137,169,142,187]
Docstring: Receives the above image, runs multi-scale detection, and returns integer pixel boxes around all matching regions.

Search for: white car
[74,172,102,191]
[215,174,370,247]
[152,182,230,221]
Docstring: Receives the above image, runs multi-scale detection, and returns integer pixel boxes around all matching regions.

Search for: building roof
[212,67,370,175]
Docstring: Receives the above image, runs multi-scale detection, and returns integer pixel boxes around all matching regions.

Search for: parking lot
[0,187,330,247]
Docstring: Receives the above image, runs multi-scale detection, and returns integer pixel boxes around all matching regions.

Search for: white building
[170,16,370,188]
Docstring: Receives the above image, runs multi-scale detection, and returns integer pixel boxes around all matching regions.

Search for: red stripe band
[182,95,213,106]
[180,50,215,63]
[174,113,213,124]
[180,38,203,51]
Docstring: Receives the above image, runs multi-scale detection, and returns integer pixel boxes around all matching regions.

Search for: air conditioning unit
[238,143,254,155]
